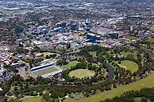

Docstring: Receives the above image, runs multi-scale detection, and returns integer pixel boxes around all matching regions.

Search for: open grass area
[41,52,54,57]
[92,63,99,67]
[150,26,154,31]
[65,61,79,69]
[120,51,137,59]
[134,97,143,102]
[134,97,151,102]
[22,96,43,102]
[76,56,82,59]
[9,85,20,92]
[65,72,154,102]
[69,69,95,79]
[129,46,136,50]
[126,36,137,40]
[145,38,154,43]
[33,67,57,76]
[120,60,138,73]
[89,51,97,57]
[120,52,131,57]
[134,97,142,102]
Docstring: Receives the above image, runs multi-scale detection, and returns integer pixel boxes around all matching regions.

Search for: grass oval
[69,69,95,79]
[120,60,138,73]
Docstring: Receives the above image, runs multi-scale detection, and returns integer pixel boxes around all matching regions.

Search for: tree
[46,55,49,59]
[141,97,148,102]
[14,86,18,91]
[42,92,51,102]
[57,59,68,66]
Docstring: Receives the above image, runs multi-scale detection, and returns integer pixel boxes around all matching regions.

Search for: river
[106,64,114,80]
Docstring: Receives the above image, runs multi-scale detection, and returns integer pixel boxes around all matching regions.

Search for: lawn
[9,85,20,92]
[126,36,137,40]
[120,60,138,73]
[134,97,142,102]
[64,72,154,102]
[150,26,154,31]
[92,63,99,67]
[33,67,58,76]
[134,97,150,102]
[145,38,154,43]
[89,51,97,57]
[120,52,132,57]
[22,96,44,102]
[120,51,137,59]
[65,61,79,69]
[129,46,136,50]
[69,69,95,79]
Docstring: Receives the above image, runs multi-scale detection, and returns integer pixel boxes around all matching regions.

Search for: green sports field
[33,67,58,76]
[69,69,95,79]
[120,60,138,73]
[65,61,79,69]
[22,96,44,102]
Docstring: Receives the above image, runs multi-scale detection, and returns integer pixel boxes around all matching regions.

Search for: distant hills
[0,0,153,3]
[85,0,154,3]
[127,0,154,2]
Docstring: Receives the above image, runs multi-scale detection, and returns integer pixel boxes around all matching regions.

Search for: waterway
[106,64,114,80]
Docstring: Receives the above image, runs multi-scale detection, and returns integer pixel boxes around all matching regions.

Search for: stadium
[30,63,63,78]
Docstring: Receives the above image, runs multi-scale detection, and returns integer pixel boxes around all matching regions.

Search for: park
[6,45,154,102]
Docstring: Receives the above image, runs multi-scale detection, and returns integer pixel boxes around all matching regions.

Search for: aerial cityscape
[0,0,154,102]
